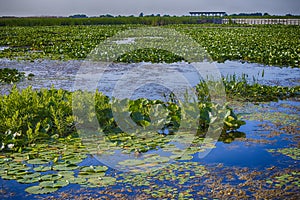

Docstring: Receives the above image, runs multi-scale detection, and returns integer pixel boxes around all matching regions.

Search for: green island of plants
[0,68,24,83]
[0,68,34,83]
[220,74,300,102]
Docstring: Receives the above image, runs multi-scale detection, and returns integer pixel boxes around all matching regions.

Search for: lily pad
[118,159,146,167]
[68,177,87,184]
[27,158,50,165]
[87,176,116,187]
[80,165,108,173]
[25,186,58,194]
[33,166,52,172]
[17,172,41,184]
[52,163,79,171]
[39,180,69,188]
[40,174,62,181]
[268,148,300,160]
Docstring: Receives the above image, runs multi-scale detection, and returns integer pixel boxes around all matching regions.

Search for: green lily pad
[1,174,17,180]
[27,158,50,165]
[78,172,106,179]
[68,177,87,184]
[173,154,194,161]
[57,171,74,178]
[33,166,52,172]
[52,163,79,171]
[40,180,69,188]
[87,176,116,187]
[80,165,108,173]
[118,159,145,167]
[25,186,58,194]
[17,172,41,184]
[40,174,62,181]
[268,148,300,160]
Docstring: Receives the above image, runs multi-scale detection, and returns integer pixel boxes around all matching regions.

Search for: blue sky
[0,0,299,17]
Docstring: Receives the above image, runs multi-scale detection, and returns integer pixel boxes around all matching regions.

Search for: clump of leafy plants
[0,68,25,84]
[0,86,76,151]
[224,74,300,102]
[0,86,245,152]
[196,74,300,102]
[116,48,185,63]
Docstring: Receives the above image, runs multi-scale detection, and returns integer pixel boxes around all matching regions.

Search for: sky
[0,0,299,17]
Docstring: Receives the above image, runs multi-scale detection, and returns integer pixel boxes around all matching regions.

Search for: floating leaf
[40,174,61,181]
[80,165,108,173]
[118,159,145,167]
[33,166,52,172]
[25,186,58,194]
[27,158,49,165]
[87,176,116,187]
[52,163,79,171]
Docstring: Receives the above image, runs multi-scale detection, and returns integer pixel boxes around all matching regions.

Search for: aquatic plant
[0,68,25,83]
[0,25,299,67]
[197,74,300,102]
[0,86,76,151]
[268,148,300,160]
[0,86,244,152]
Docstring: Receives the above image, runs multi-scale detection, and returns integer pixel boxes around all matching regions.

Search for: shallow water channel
[0,59,299,199]
[0,59,299,96]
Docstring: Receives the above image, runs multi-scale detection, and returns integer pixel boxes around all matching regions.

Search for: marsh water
[0,59,299,96]
[0,59,299,199]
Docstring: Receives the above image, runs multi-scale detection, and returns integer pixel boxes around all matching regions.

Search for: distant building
[189,12,227,24]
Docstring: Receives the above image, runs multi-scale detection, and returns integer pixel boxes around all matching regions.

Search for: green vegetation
[0,68,34,83]
[196,74,300,103]
[0,16,197,26]
[0,138,113,194]
[0,18,299,198]
[266,172,300,188]
[0,86,245,152]
[0,25,128,60]
[175,25,300,67]
[1,74,298,152]
[221,74,300,102]
[0,68,25,83]
[268,148,300,160]
[0,87,76,151]
[0,25,299,67]
[0,139,208,195]
[1,16,299,27]
[117,48,185,63]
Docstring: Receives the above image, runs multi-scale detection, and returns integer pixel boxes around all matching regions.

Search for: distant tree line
[231,12,264,16]
[69,14,88,18]
[0,16,197,26]
[0,13,299,26]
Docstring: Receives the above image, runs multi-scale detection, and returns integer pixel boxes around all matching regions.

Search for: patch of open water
[0,59,299,98]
